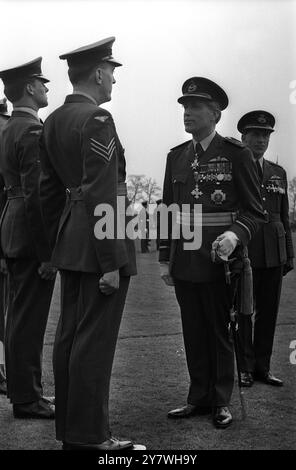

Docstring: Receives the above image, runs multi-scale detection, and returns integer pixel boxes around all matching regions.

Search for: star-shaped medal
[191,158,199,170]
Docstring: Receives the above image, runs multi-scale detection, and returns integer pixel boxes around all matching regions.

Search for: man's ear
[26,82,35,96]
[95,67,103,85]
[241,134,246,144]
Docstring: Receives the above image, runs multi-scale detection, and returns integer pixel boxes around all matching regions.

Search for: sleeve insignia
[90,136,116,162]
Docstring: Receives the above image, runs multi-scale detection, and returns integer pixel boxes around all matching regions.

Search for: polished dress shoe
[0,379,7,395]
[62,437,134,451]
[241,372,254,387]
[213,406,232,429]
[13,397,55,419]
[168,403,212,419]
[254,371,283,386]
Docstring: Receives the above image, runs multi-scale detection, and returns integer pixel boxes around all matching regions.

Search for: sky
[0,0,296,188]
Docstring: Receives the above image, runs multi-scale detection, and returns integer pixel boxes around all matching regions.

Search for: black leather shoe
[0,380,7,395]
[241,372,254,387]
[62,437,134,451]
[254,371,283,386]
[213,406,232,429]
[168,404,212,419]
[13,398,55,419]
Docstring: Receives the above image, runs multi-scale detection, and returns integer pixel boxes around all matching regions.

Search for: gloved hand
[160,262,174,286]
[283,258,294,276]
[99,270,120,295]
[212,231,239,258]
[38,262,57,280]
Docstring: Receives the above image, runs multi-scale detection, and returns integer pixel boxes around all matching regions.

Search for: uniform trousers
[174,279,234,407]
[53,270,130,444]
[0,273,7,382]
[238,265,283,373]
[5,258,55,403]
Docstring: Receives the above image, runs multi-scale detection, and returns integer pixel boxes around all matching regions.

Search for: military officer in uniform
[40,37,145,450]
[0,58,56,418]
[0,98,9,395]
[237,111,294,387]
[159,77,265,428]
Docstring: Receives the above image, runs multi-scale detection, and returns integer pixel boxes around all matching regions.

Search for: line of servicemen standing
[0,36,294,450]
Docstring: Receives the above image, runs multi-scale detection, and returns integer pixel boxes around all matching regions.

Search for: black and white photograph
[0,0,295,455]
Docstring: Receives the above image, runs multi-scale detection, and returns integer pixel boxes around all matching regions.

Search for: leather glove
[38,262,57,280]
[99,269,120,295]
[283,258,294,276]
[212,231,239,258]
[160,262,174,286]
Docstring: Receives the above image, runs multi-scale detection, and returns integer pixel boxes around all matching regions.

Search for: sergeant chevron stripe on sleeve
[90,137,116,162]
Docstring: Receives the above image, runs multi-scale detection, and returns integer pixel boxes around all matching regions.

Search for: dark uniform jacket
[0,114,9,218]
[40,94,136,276]
[159,133,265,282]
[0,110,51,261]
[248,159,294,268]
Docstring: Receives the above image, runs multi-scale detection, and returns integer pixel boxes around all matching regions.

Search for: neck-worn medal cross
[191,143,203,200]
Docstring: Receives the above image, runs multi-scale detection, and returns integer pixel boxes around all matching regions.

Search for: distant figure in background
[0,59,56,418]
[140,201,150,253]
[0,97,9,395]
[153,199,162,251]
[237,111,294,387]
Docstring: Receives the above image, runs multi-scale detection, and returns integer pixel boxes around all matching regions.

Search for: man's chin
[184,125,194,134]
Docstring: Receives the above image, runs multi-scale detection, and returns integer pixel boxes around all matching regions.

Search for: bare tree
[127,174,146,203]
[127,174,162,204]
[142,177,162,204]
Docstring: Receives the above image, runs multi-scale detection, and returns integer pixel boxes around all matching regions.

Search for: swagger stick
[211,248,246,419]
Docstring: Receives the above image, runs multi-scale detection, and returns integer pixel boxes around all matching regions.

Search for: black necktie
[256,160,263,183]
[194,142,204,158]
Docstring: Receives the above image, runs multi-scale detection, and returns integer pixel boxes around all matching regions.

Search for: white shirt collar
[193,130,216,151]
[13,106,39,120]
[72,91,98,106]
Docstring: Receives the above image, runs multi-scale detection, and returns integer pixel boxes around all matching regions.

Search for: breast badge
[211,189,226,205]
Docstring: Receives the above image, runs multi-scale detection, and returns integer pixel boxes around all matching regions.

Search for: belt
[5,186,24,200]
[265,212,281,223]
[176,211,237,227]
[66,182,127,201]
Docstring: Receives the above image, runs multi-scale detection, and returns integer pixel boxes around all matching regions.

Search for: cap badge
[188,82,197,93]
[257,114,267,124]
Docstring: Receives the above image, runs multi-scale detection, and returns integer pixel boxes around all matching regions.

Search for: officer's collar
[13,106,40,120]
[72,91,98,106]
[193,130,216,151]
